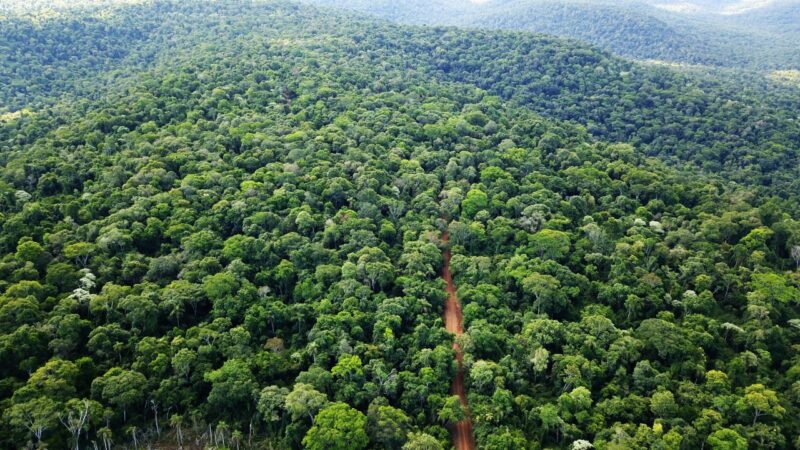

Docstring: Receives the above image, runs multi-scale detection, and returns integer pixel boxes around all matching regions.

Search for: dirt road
[440,232,476,450]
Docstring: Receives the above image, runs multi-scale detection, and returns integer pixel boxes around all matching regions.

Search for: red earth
[440,232,476,450]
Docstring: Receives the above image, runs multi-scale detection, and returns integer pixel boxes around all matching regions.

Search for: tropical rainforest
[304,0,800,70]
[1,1,800,450]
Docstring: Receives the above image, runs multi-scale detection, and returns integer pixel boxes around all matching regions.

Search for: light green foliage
[736,384,785,425]
[707,429,748,450]
[521,272,564,314]
[302,402,368,450]
[529,229,571,260]
[650,390,678,418]
[202,272,238,301]
[63,242,95,267]
[461,189,489,219]
[284,383,328,422]
[91,368,146,420]
[14,359,79,402]
[748,272,800,304]
[257,386,289,425]
[331,354,363,381]
[15,240,46,265]
[538,403,563,436]
[438,395,466,424]
[403,432,444,450]
[4,396,59,444]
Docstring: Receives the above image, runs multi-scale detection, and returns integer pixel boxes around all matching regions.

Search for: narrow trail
[440,231,477,450]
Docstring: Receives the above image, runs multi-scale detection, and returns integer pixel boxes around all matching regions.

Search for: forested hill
[1,2,800,450]
[303,0,800,70]
[468,1,800,70]
[3,0,800,205]
[0,4,156,113]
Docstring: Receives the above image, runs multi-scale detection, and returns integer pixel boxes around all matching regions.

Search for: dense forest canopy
[1,1,799,450]
[3,1,800,204]
[303,0,800,70]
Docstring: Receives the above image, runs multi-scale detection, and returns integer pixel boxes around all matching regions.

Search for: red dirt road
[441,232,476,450]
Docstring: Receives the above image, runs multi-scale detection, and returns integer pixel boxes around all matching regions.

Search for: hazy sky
[653,0,784,14]
[466,0,784,15]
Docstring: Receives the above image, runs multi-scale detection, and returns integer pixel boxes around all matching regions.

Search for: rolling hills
[304,0,800,70]
[3,1,800,200]
[1,1,799,449]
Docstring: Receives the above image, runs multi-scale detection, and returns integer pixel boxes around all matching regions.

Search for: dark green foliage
[0,1,799,450]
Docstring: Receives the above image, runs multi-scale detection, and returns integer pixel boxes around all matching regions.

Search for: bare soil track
[440,232,476,450]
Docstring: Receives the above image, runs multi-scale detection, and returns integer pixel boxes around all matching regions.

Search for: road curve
[440,232,476,450]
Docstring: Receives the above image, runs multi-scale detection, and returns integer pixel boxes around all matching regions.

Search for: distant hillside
[3,0,799,195]
[0,4,157,112]
[471,1,734,67]
[722,1,800,33]
[304,0,800,69]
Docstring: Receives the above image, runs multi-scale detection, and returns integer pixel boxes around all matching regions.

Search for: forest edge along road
[440,231,476,450]
[441,232,476,450]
